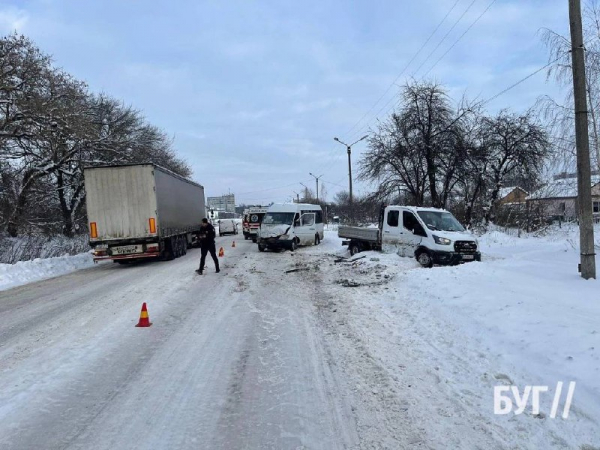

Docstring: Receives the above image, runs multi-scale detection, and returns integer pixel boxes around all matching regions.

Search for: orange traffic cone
[232,241,236,248]
[218,247,224,257]
[135,302,152,327]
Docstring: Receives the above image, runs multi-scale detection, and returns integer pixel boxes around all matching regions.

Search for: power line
[422,0,497,78]
[410,0,478,77]
[318,0,469,175]
[341,0,462,139]
[236,180,311,196]
[344,0,496,143]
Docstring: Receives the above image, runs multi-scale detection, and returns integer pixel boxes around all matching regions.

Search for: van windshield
[417,211,465,232]
[263,212,295,225]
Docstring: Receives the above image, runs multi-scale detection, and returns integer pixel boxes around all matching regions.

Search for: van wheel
[258,243,266,252]
[290,239,297,252]
[349,243,360,256]
[315,234,320,245]
[417,250,433,268]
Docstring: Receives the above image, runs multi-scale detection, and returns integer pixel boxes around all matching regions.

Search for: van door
[381,207,403,244]
[299,213,316,245]
[399,210,426,257]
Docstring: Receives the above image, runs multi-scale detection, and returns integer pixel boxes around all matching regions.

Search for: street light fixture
[333,134,369,224]
[308,172,324,202]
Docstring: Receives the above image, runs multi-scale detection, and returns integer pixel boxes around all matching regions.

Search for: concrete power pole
[569,0,597,279]
[334,135,368,225]
[309,173,323,202]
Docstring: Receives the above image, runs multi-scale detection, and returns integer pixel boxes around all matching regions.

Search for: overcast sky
[1,0,569,204]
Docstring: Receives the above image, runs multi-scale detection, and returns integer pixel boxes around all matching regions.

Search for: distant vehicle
[243,206,268,242]
[84,164,205,263]
[338,205,480,268]
[257,203,324,252]
[218,219,238,236]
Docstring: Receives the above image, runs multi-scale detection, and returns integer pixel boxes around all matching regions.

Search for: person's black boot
[216,267,220,273]
[195,268,203,275]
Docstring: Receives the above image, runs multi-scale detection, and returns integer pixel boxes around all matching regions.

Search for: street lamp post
[333,135,368,224]
[309,172,323,202]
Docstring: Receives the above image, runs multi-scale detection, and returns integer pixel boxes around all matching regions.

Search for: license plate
[112,245,142,255]
[462,254,474,260]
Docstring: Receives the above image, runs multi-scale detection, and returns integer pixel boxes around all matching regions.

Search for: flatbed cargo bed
[338,225,380,242]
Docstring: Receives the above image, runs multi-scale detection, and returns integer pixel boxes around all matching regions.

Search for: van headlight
[279,234,289,240]
[433,235,451,245]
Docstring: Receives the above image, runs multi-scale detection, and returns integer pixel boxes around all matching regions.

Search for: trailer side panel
[154,167,205,237]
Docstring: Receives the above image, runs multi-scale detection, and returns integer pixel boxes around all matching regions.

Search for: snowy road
[0,236,360,449]
[2,231,599,449]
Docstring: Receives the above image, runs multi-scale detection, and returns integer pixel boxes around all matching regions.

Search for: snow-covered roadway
[1,230,598,449]
[0,235,358,449]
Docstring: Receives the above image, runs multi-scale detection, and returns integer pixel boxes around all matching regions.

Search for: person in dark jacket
[196,218,220,274]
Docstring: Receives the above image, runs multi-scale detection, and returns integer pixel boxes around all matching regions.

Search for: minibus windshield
[262,212,295,225]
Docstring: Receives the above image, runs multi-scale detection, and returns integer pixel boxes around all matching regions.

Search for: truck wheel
[290,239,297,252]
[417,250,433,268]
[164,238,175,260]
[349,243,360,256]
[181,236,187,255]
[174,237,182,258]
[315,234,320,245]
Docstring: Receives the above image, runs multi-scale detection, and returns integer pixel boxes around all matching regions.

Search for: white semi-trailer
[84,164,205,263]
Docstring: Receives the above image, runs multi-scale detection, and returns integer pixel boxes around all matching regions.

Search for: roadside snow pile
[0,252,94,292]
[0,234,90,264]
[311,228,600,448]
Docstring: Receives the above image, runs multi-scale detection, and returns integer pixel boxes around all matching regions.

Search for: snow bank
[311,228,600,447]
[0,252,94,292]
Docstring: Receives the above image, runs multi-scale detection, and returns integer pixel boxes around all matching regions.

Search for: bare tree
[540,0,600,173]
[360,81,473,208]
[0,34,192,237]
[481,110,550,224]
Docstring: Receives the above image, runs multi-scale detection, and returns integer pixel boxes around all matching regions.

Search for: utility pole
[569,0,597,279]
[309,173,323,202]
[334,135,368,225]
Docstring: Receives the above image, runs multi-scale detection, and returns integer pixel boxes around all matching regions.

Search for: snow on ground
[1,226,599,448]
[0,252,94,292]
[300,227,600,448]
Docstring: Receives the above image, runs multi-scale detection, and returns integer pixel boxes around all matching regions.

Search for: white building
[207,194,235,213]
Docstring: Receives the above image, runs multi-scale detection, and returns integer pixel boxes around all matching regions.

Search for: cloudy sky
[1,0,568,204]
